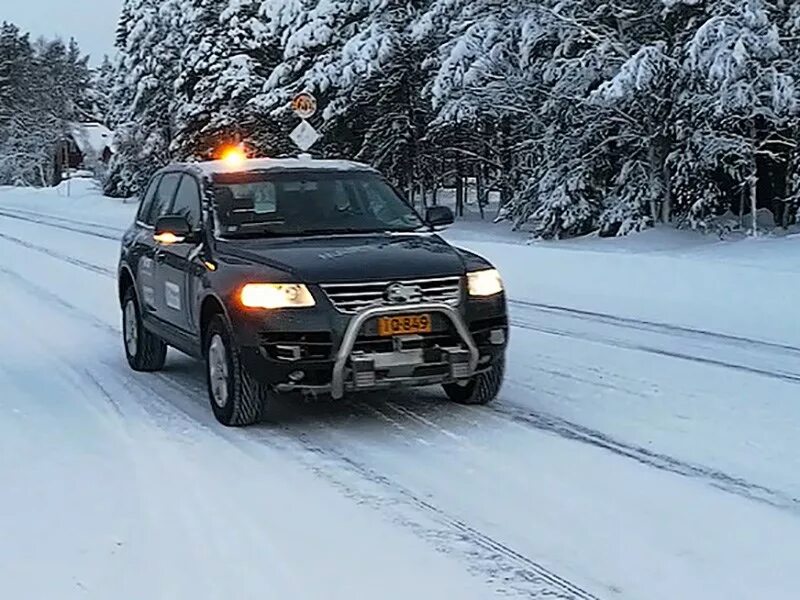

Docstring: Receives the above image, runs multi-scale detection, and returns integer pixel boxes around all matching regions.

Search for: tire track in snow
[509,299,800,357]
[511,316,800,386]
[487,399,800,514]
[269,431,602,600]
[0,206,126,235]
[150,369,605,599]
[0,247,605,600]
[0,208,122,240]
[0,231,115,277]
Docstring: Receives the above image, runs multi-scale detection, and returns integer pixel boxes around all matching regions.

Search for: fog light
[489,329,506,345]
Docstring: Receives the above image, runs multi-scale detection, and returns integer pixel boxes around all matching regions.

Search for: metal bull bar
[330,303,480,400]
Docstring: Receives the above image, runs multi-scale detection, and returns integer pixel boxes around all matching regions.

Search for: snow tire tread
[206,316,265,427]
[444,357,505,406]
[123,288,167,372]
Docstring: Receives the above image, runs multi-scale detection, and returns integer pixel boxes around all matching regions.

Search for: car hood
[217,232,467,283]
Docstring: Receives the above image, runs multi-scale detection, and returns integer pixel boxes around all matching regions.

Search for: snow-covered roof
[185,157,378,178]
[69,122,115,158]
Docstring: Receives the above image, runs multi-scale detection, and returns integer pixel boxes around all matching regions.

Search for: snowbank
[0,180,136,231]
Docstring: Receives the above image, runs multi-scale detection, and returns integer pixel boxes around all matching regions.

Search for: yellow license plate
[378,314,432,337]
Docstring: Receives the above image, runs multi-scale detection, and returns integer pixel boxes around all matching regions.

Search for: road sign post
[290,92,321,153]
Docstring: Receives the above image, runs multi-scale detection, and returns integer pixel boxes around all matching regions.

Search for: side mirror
[154,215,197,244]
[426,206,455,228]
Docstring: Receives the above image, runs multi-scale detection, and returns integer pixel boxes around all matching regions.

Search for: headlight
[240,283,316,309]
[467,269,504,297]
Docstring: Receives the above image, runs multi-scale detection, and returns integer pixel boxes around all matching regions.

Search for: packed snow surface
[1,182,799,600]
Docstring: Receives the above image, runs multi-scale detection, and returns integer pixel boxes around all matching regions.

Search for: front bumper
[330,302,478,399]
[234,296,508,398]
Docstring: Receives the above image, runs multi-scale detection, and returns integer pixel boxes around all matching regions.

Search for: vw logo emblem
[384,283,422,304]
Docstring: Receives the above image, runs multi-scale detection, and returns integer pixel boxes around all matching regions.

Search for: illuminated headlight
[467,269,504,297]
[240,283,316,309]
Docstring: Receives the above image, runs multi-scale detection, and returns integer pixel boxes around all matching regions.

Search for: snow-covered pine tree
[773,0,800,226]
[105,0,188,196]
[90,55,115,124]
[64,38,93,121]
[0,29,94,186]
[499,0,620,238]
[414,1,543,218]
[0,22,41,185]
[259,0,405,121]
[309,2,438,205]
[676,0,799,234]
[349,34,433,207]
[173,0,286,159]
[586,0,687,235]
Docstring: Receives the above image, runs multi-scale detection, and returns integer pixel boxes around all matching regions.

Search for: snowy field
[1,180,799,599]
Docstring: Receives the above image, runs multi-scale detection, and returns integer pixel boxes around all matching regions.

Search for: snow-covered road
[1,187,798,599]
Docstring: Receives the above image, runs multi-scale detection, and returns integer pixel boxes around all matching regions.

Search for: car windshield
[212,171,425,237]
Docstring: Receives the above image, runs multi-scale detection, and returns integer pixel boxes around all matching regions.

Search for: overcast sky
[4,0,123,62]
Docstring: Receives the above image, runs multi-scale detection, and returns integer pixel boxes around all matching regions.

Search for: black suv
[118,157,508,426]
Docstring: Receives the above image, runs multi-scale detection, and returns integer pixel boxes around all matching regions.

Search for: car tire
[443,357,505,406]
[205,315,266,427]
[122,287,167,372]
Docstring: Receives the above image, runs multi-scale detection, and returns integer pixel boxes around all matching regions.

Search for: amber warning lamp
[219,144,247,169]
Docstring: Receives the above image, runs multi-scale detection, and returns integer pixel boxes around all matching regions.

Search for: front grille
[353,331,460,354]
[320,276,462,314]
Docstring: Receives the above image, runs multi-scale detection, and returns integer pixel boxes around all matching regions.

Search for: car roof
[166,157,379,180]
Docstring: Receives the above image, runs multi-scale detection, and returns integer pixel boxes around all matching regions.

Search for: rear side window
[145,173,181,225]
[171,175,202,230]
[137,176,161,223]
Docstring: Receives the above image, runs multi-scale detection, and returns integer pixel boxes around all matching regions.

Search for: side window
[137,176,160,223]
[171,175,202,230]
[146,173,181,225]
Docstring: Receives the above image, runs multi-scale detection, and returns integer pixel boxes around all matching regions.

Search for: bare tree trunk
[499,117,512,208]
[661,160,672,223]
[476,164,486,220]
[739,186,746,228]
[750,123,759,237]
[750,173,758,236]
[51,144,63,187]
[455,161,465,218]
[647,132,661,223]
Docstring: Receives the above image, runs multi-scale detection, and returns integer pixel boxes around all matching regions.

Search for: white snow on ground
[1,183,799,600]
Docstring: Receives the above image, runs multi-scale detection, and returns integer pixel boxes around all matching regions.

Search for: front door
[144,172,182,321]
[154,174,204,334]
[131,174,163,316]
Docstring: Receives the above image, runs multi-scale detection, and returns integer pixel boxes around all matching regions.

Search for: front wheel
[122,287,167,372]
[205,315,267,427]
[443,357,505,406]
